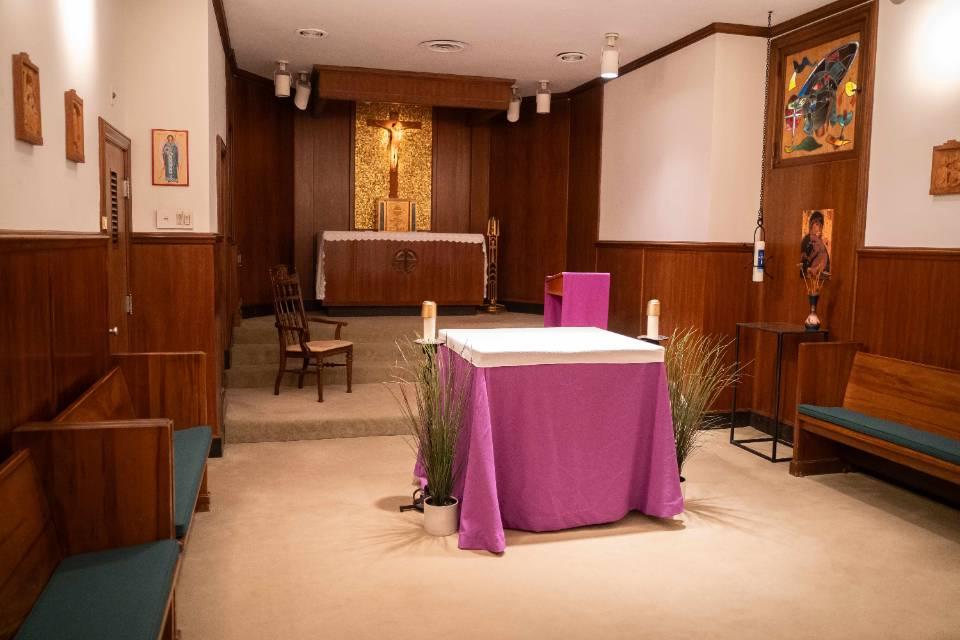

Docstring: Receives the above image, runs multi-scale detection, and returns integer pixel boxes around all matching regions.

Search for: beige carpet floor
[177,431,960,640]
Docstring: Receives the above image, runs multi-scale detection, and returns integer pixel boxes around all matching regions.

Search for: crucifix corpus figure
[366,110,421,199]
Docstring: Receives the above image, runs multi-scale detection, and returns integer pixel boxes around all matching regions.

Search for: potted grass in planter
[389,339,472,536]
[664,328,742,497]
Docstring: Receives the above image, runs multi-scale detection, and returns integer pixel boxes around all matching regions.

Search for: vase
[423,496,459,536]
[804,294,821,331]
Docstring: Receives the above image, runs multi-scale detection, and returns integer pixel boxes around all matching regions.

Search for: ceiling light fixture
[294,71,311,110]
[536,81,551,114]
[507,87,521,123]
[418,39,469,53]
[556,51,586,63]
[297,28,327,39]
[600,33,620,79]
[274,60,291,98]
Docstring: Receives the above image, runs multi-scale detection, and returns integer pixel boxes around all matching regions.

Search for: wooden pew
[14,351,212,546]
[0,448,179,640]
[792,342,960,486]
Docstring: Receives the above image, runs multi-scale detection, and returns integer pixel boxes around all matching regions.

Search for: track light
[536,81,551,114]
[294,72,311,110]
[507,87,521,122]
[274,60,291,98]
[600,33,620,79]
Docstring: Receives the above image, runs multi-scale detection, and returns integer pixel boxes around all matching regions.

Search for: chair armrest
[113,352,208,429]
[306,316,348,339]
[796,342,862,408]
[12,419,175,554]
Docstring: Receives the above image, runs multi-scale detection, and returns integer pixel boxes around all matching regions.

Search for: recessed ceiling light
[556,51,587,63]
[297,28,327,39]
[419,39,469,53]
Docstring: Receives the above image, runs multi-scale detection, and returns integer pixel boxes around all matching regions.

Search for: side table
[728,322,829,462]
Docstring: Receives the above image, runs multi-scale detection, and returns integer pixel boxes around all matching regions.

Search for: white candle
[752,240,765,283]
[421,301,437,341]
[646,299,661,339]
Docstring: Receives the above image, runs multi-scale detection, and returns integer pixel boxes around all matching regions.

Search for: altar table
[431,327,683,553]
[316,231,486,306]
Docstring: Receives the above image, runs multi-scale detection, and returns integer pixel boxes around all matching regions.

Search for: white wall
[123,0,214,232]
[599,34,766,243]
[208,1,228,233]
[865,0,960,248]
[0,0,226,233]
[0,0,126,232]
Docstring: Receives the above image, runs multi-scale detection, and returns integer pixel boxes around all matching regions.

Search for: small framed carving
[930,140,960,196]
[12,52,42,145]
[377,198,417,232]
[64,90,84,162]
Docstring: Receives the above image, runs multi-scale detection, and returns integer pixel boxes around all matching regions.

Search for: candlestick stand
[481,216,505,313]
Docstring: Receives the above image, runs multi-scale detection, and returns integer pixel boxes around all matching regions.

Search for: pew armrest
[12,419,175,555]
[796,342,862,408]
[113,352,208,430]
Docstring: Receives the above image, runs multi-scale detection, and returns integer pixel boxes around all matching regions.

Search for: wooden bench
[0,448,179,640]
[13,352,212,546]
[792,342,960,487]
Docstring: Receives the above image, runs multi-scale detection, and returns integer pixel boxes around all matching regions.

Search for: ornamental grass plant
[665,328,743,474]
[388,338,472,505]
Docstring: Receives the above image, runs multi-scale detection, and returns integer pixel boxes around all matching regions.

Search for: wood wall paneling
[567,85,604,272]
[129,235,221,442]
[432,108,472,233]
[0,236,110,456]
[853,249,960,371]
[293,100,353,299]
[490,98,571,303]
[231,72,294,307]
[469,123,491,234]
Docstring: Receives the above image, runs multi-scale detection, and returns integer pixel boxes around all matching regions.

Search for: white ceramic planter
[423,496,459,536]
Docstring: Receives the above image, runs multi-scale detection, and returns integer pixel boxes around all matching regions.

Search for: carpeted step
[224,364,398,388]
[223,384,410,444]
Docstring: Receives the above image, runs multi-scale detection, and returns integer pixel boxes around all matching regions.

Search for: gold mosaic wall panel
[354,103,433,230]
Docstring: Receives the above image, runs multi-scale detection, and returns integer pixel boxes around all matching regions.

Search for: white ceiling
[224,0,827,95]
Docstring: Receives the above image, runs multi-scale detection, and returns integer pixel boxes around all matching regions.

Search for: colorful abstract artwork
[781,34,860,160]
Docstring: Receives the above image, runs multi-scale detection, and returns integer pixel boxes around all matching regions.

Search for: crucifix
[366,110,422,199]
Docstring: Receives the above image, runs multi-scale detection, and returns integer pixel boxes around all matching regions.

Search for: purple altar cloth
[429,347,682,553]
[544,272,610,330]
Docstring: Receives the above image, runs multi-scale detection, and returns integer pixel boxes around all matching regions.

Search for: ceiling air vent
[419,40,469,53]
[556,51,587,63]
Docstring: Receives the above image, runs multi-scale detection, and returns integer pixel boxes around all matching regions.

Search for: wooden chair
[269,265,353,402]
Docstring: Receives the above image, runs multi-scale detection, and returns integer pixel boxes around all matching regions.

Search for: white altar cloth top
[316,231,487,299]
[321,230,485,244]
[440,327,664,368]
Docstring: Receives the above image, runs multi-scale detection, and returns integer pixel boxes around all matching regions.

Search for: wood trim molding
[771,0,873,38]
[313,65,515,110]
[858,247,960,260]
[212,0,238,74]
[595,240,753,252]
[0,231,107,251]
[132,232,218,245]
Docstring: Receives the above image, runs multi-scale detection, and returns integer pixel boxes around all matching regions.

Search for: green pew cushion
[174,426,212,539]
[15,539,178,640]
[798,405,960,465]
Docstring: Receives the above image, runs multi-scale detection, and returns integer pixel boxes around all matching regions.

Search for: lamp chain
[756,10,773,238]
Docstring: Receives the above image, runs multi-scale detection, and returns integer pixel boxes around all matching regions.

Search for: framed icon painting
[152,129,189,186]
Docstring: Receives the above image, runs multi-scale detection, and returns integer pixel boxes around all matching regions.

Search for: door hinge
[125,293,133,315]
[122,179,131,198]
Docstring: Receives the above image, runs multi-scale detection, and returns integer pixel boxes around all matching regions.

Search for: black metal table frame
[728,323,829,463]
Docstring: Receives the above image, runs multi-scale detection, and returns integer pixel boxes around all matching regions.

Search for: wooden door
[99,118,132,353]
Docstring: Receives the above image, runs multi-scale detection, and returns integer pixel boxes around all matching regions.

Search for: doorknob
[108,326,119,335]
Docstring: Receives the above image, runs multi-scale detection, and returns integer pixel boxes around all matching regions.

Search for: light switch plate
[156,208,194,229]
